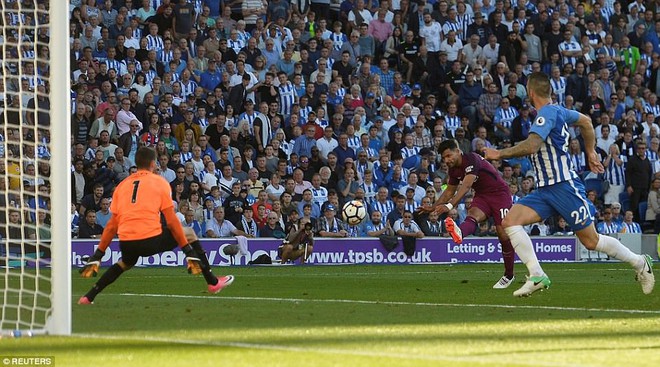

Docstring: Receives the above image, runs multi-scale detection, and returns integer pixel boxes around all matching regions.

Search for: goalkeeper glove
[182,244,202,275]
[79,249,104,278]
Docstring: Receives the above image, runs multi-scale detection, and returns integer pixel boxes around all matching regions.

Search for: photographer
[280,218,315,264]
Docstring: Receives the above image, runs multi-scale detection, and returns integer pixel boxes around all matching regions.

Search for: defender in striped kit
[483,72,654,297]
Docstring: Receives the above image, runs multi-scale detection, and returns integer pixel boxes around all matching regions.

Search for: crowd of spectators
[8,0,660,243]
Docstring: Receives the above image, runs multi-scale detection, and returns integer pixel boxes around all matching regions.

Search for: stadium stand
[51,0,660,238]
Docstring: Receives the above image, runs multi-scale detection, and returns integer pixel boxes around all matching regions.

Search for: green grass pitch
[2,262,660,367]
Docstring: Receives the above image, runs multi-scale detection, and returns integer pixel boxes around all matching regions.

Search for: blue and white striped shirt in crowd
[360,181,378,205]
[366,221,386,233]
[26,76,45,89]
[641,54,652,78]
[646,149,658,167]
[404,115,415,128]
[645,104,660,118]
[237,30,251,45]
[228,39,245,54]
[281,140,293,158]
[600,7,613,21]
[622,221,642,233]
[132,27,142,40]
[170,72,181,83]
[122,58,141,73]
[330,32,348,50]
[238,111,258,131]
[278,82,296,116]
[144,69,157,85]
[494,106,519,130]
[568,152,586,174]
[405,201,420,212]
[457,14,473,40]
[347,134,361,152]
[197,118,209,132]
[336,87,346,98]
[442,20,461,36]
[551,76,567,105]
[199,168,221,182]
[158,49,173,64]
[356,146,378,161]
[320,58,334,69]
[151,0,165,10]
[516,18,527,33]
[104,59,122,73]
[558,41,581,67]
[311,187,328,210]
[299,105,312,122]
[401,146,420,159]
[600,45,617,59]
[371,200,395,218]
[180,151,193,163]
[22,49,35,60]
[180,80,198,97]
[445,115,461,136]
[597,220,621,234]
[146,34,164,51]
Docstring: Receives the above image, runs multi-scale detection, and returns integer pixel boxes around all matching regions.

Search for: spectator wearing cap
[317,203,349,238]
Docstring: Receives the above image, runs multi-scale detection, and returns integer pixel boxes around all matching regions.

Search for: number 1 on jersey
[131,180,140,203]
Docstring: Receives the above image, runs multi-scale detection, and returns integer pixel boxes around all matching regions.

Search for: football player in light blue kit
[483,72,655,297]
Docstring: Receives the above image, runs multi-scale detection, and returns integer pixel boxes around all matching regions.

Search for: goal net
[0,0,70,336]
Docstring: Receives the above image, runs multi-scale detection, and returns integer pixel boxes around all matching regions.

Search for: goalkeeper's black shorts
[119,227,177,267]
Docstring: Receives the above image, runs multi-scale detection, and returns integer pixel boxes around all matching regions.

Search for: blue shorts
[518,179,595,231]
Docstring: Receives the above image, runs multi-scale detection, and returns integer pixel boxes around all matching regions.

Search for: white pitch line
[119,267,635,279]
[75,332,600,367]
[117,293,660,315]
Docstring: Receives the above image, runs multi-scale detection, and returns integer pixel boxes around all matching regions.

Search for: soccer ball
[342,200,367,225]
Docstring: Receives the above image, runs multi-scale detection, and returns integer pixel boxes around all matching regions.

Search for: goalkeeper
[78,147,234,304]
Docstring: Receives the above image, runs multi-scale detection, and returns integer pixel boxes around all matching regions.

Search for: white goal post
[0,0,71,336]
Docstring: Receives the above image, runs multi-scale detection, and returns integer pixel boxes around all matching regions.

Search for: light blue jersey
[529,104,581,187]
[520,104,595,231]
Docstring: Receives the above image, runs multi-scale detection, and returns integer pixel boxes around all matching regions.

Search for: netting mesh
[0,0,53,333]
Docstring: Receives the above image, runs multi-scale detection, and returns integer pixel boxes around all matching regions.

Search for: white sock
[595,234,644,270]
[505,225,545,277]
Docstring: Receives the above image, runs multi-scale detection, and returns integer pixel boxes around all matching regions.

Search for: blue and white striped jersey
[445,115,461,136]
[370,199,394,218]
[605,154,627,186]
[558,41,581,67]
[528,104,581,187]
[494,106,519,130]
[550,76,567,105]
[622,221,642,233]
[146,34,164,51]
[278,81,296,116]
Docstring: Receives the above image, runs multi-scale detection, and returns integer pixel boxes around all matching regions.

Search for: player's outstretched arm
[446,175,477,210]
[418,184,458,214]
[483,133,543,160]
